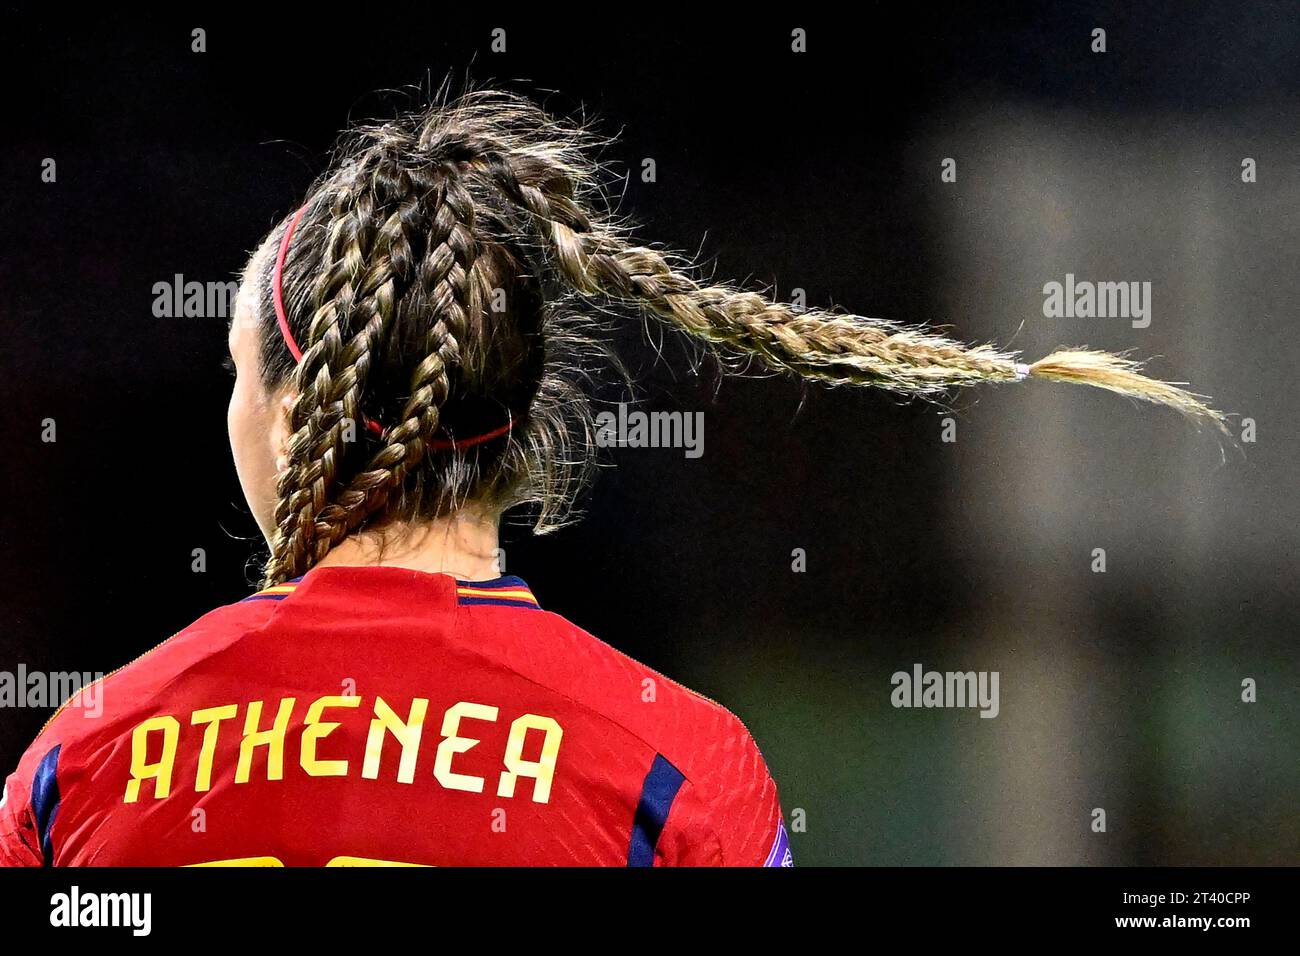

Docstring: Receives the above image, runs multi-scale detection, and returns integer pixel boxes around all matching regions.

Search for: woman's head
[231,89,1225,587]
[231,92,606,584]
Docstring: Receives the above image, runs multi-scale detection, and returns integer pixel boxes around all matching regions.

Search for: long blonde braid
[254,89,1226,587]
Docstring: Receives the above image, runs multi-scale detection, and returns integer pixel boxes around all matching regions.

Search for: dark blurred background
[1,4,1296,864]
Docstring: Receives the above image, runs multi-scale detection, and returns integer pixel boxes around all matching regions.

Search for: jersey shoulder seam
[36,596,280,740]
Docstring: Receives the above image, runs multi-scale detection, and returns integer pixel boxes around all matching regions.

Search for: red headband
[272,205,308,363]
[272,205,514,451]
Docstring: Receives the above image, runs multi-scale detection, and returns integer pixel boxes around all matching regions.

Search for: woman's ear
[269,392,296,475]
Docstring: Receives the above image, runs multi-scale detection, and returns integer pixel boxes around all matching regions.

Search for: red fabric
[0,567,784,866]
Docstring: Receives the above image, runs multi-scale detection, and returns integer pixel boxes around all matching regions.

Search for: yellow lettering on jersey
[325,856,430,866]
[186,857,284,866]
[186,855,430,866]
[362,696,428,784]
[497,714,563,804]
[123,715,180,803]
[190,704,238,792]
[433,701,499,794]
[121,696,566,804]
[300,695,361,777]
[235,697,296,784]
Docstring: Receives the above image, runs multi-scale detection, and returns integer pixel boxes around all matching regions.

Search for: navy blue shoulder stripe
[31,744,61,866]
[627,753,686,867]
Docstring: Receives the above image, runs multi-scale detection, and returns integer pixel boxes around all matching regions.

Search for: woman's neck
[312,511,503,581]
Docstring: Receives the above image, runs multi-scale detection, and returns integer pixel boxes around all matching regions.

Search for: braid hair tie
[272,203,514,449]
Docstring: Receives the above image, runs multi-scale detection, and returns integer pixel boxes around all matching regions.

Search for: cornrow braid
[310,168,481,547]
[263,161,432,585]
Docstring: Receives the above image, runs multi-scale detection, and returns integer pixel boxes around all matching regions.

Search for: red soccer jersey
[0,567,792,867]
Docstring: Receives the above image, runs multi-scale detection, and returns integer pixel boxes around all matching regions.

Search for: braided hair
[252,89,1225,586]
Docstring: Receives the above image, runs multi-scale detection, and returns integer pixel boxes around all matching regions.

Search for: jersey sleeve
[656,722,793,867]
[0,738,61,867]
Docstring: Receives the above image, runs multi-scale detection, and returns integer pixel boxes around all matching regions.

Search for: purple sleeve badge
[763,821,794,867]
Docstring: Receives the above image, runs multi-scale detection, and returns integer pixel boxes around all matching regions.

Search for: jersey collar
[242,568,540,610]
